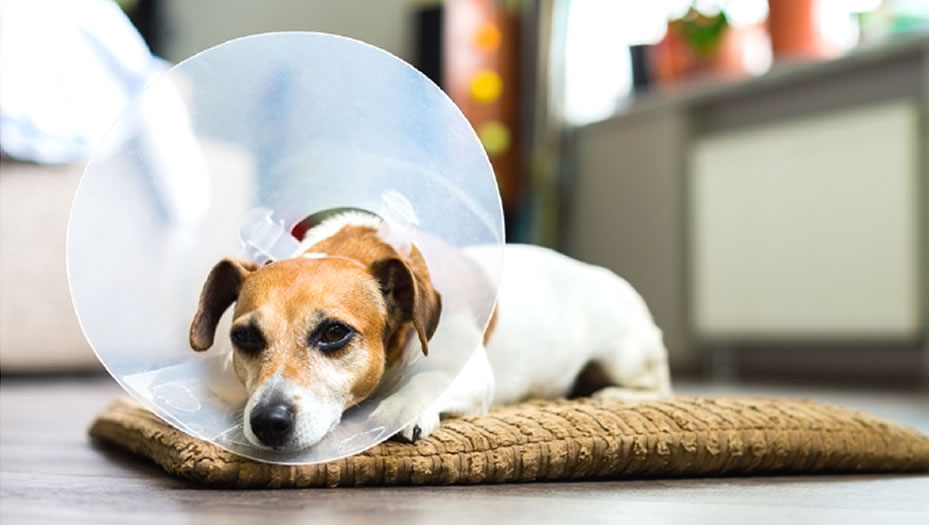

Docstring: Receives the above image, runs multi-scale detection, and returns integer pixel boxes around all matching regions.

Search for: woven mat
[90,396,929,488]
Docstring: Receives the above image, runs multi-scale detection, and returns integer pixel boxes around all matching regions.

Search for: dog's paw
[391,408,441,443]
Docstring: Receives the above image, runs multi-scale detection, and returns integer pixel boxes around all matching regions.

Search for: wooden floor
[1,376,927,524]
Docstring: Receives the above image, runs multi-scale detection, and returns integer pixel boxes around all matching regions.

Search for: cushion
[89,396,929,488]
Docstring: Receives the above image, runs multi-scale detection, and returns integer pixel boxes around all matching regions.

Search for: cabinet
[564,37,929,378]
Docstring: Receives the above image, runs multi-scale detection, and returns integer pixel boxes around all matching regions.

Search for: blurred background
[1,0,928,390]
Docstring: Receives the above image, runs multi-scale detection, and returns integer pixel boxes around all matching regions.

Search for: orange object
[474,21,502,52]
[768,0,839,60]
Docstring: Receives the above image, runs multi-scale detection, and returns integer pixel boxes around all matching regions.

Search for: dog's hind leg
[593,324,673,402]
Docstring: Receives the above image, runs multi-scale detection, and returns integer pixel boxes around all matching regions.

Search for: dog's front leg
[392,344,495,442]
[371,309,496,442]
[374,343,494,443]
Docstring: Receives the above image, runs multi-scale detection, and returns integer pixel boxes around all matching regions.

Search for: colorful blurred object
[444,0,521,212]
[477,120,511,157]
[474,20,502,52]
[858,0,929,44]
[650,7,769,85]
[678,7,730,57]
[469,69,504,103]
[767,0,840,60]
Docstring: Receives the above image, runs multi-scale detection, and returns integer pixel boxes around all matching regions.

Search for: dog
[189,211,671,450]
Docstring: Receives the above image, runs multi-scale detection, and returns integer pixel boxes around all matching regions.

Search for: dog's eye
[231,325,266,353]
[322,323,350,343]
[314,321,355,353]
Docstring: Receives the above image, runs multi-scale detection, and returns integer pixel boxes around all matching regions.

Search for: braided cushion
[89,396,929,488]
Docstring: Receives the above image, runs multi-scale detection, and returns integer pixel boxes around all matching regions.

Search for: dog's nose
[250,402,295,448]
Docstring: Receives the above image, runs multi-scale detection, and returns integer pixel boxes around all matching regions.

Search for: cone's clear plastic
[67,33,504,464]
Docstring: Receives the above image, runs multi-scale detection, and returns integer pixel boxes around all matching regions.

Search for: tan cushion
[89,396,929,488]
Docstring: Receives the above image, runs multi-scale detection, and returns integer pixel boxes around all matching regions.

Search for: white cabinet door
[689,101,922,340]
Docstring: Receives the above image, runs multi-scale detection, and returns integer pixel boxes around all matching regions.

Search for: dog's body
[190,211,671,450]
[392,242,672,440]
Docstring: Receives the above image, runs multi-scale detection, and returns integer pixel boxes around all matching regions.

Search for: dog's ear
[189,258,258,352]
[370,256,442,356]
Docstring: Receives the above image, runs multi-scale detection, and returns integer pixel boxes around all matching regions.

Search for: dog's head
[188,230,441,451]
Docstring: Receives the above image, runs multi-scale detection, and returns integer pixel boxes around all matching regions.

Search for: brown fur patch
[230,257,389,402]
[308,225,441,364]
[347,350,384,409]
[189,258,259,352]
[192,222,444,411]
[483,306,499,346]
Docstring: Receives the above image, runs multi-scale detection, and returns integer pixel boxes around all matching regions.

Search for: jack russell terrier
[189,211,671,450]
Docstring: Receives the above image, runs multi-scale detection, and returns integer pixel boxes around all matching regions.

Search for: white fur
[296,210,383,253]
[397,243,672,440]
[480,244,671,403]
